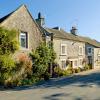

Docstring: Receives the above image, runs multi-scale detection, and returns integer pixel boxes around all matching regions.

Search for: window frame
[61,59,66,69]
[79,58,83,66]
[61,44,67,55]
[98,55,100,61]
[74,60,78,67]
[87,47,92,54]
[79,46,83,55]
[20,32,28,49]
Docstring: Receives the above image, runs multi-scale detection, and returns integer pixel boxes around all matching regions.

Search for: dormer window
[20,32,28,48]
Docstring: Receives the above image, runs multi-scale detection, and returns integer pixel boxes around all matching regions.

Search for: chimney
[52,27,60,30]
[70,26,77,35]
[36,12,45,26]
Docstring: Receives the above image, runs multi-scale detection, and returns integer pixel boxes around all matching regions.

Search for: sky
[0,0,100,42]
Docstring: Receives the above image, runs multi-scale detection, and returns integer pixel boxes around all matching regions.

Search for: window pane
[88,48,92,53]
[79,47,83,55]
[20,32,27,48]
[62,46,65,54]
[62,60,66,68]
[74,60,77,66]
[21,38,26,48]
[79,59,83,65]
[98,56,100,61]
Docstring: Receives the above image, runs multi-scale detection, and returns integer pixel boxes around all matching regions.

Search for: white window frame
[98,55,100,61]
[61,44,67,55]
[87,47,92,55]
[79,46,83,55]
[79,58,83,66]
[20,32,28,49]
[74,60,78,67]
[61,59,66,69]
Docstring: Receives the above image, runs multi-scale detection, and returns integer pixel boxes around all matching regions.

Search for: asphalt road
[0,69,100,100]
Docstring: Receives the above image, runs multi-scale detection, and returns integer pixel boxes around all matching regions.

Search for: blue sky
[0,0,100,42]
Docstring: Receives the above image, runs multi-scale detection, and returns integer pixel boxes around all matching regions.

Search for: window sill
[79,54,83,56]
[60,54,67,56]
[20,47,29,51]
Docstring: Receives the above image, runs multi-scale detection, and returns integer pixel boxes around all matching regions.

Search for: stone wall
[0,5,42,53]
[53,38,85,69]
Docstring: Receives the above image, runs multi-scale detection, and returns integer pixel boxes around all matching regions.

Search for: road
[0,69,100,100]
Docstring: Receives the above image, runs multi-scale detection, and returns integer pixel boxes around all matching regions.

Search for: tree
[30,42,56,79]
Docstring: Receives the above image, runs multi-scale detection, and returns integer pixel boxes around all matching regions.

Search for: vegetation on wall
[30,42,56,80]
[0,27,19,86]
[0,27,19,55]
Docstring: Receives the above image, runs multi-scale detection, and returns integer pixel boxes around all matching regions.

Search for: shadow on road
[0,70,100,91]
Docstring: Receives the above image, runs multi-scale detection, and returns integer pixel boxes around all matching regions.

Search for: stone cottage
[36,13,100,69]
[44,27,86,69]
[0,5,43,57]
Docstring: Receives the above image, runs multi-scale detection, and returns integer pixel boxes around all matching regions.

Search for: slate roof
[0,5,26,23]
[0,12,12,23]
[45,28,100,48]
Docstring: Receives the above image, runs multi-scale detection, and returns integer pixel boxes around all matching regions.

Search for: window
[74,60,78,66]
[61,60,66,68]
[20,32,28,48]
[79,46,83,55]
[61,44,67,55]
[87,47,92,54]
[79,59,83,65]
[98,56,100,61]
[88,56,92,64]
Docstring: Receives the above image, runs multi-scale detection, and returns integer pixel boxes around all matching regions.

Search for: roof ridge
[45,28,100,47]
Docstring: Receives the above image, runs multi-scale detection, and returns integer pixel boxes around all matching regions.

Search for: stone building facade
[0,5,100,69]
[44,28,86,69]
[0,5,42,56]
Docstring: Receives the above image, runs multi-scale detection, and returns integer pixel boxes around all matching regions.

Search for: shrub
[0,55,16,86]
[54,66,71,77]
[66,65,73,74]
[30,42,56,79]
[73,67,82,73]
[83,64,91,71]
[0,27,19,55]
[14,53,33,81]
[0,27,19,87]
[43,72,51,81]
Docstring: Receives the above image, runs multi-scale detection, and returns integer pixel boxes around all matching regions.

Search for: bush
[30,42,56,79]
[0,27,19,55]
[83,64,91,71]
[0,55,15,85]
[2,53,33,87]
[13,53,33,85]
[73,67,82,73]
[43,72,51,81]
[54,66,71,77]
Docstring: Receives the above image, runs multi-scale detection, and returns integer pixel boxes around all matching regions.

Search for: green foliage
[0,27,19,55]
[0,55,15,71]
[54,66,71,77]
[0,27,19,87]
[0,55,15,84]
[43,72,51,81]
[83,64,92,70]
[73,67,82,73]
[66,65,73,74]
[10,53,33,86]
[30,42,56,78]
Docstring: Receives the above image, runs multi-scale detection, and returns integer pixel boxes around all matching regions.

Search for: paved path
[0,69,100,100]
